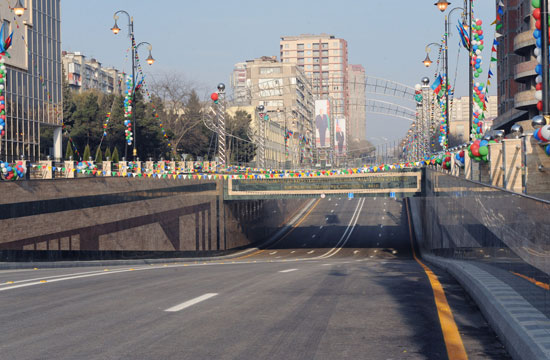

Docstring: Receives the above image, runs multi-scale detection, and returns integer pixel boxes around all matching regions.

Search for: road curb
[422,254,550,360]
[0,199,317,270]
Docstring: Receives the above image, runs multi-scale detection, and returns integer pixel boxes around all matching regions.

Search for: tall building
[494,0,536,131]
[230,62,249,105]
[348,64,366,141]
[450,95,498,144]
[280,34,349,119]
[62,51,125,95]
[0,1,62,162]
[243,56,315,168]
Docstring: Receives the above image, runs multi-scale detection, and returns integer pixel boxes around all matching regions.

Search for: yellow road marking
[511,271,550,290]
[405,199,468,360]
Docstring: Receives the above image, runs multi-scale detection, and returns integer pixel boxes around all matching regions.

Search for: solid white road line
[316,198,365,259]
[269,251,278,255]
[164,293,218,312]
[0,268,120,287]
[307,250,315,254]
[279,269,298,273]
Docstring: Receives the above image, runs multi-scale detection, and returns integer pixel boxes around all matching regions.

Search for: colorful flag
[431,74,442,93]
[457,21,470,50]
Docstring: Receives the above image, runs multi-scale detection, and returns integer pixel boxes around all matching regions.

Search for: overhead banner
[334,117,347,156]
[315,100,331,148]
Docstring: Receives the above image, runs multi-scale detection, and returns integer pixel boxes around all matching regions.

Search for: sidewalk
[424,254,550,360]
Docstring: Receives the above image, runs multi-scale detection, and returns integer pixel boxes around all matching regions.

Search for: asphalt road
[0,197,510,360]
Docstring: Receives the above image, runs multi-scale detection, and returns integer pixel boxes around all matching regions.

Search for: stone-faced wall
[0,177,308,260]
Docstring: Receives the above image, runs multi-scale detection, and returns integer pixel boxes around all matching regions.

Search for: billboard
[334,117,347,156]
[315,100,331,148]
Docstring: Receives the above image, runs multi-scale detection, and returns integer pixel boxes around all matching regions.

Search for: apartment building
[450,95,498,144]
[280,34,349,120]
[494,0,536,131]
[348,64,366,141]
[242,56,315,168]
[62,51,125,95]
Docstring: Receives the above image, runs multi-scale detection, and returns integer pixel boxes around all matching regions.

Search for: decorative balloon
[124,76,133,146]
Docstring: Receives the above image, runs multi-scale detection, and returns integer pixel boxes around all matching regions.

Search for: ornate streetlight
[110,10,154,159]
[13,0,26,17]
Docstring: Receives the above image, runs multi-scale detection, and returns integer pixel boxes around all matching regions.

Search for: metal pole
[468,0,473,140]
[131,18,137,160]
[445,15,450,149]
[542,0,550,117]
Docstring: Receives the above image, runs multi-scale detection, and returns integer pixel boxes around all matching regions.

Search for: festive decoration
[455,150,465,167]
[210,92,219,103]
[103,112,111,137]
[467,138,499,162]
[532,0,545,113]
[0,21,11,140]
[0,161,26,180]
[124,76,133,146]
[470,18,487,140]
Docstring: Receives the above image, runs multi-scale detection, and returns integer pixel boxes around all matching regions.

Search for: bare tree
[149,73,208,155]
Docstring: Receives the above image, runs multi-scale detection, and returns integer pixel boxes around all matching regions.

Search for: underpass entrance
[224,170,422,200]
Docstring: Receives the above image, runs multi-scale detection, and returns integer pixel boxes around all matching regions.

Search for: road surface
[0,197,509,359]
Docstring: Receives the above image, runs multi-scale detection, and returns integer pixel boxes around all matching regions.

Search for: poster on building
[315,100,331,148]
[334,117,347,156]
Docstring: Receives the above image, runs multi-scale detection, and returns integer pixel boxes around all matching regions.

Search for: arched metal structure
[365,99,416,122]
[364,76,416,100]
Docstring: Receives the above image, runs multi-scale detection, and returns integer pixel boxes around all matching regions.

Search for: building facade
[0,0,62,162]
[62,51,125,95]
[230,62,249,106]
[280,34,349,120]
[348,64,366,141]
[450,95,498,144]
[494,0,536,131]
[241,56,315,168]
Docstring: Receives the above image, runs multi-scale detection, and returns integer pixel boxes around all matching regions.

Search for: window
[322,43,329,49]
[313,43,319,50]
[313,57,320,64]
[322,50,329,56]
[313,51,319,57]
[298,51,304,57]
[297,43,304,50]
[260,67,282,75]
[284,44,289,49]
[307,43,311,48]
[306,50,311,55]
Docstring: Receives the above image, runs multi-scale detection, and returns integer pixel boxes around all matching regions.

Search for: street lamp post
[111,10,154,160]
[425,5,464,149]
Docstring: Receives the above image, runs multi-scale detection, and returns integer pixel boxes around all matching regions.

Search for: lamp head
[146,52,155,65]
[111,20,121,35]
[423,54,432,67]
[434,0,450,12]
[13,0,26,16]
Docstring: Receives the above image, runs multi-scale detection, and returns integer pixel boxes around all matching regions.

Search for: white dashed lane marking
[165,293,218,312]
[279,269,298,273]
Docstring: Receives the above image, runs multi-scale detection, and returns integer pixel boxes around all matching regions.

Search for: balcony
[514,89,537,110]
[514,30,536,55]
[514,59,537,82]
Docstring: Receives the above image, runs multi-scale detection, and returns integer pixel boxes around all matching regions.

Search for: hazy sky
[62,0,497,145]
